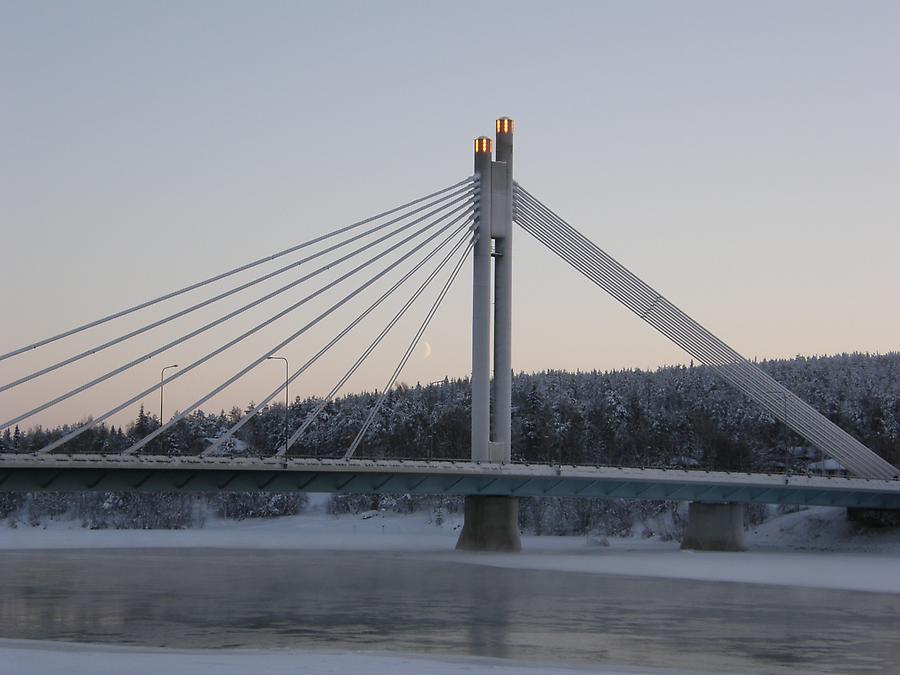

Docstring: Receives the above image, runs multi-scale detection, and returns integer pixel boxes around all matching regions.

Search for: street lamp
[160,364,179,427]
[267,356,289,455]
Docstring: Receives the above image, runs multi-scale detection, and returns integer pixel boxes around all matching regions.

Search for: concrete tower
[457,120,521,552]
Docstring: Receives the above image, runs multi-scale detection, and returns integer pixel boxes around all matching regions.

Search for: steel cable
[35,204,474,455]
[1,183,477,393]
[344,232,476,460]
[201,220,475,458]
[1,177,476,362]
[514,196,894,478]
[514,187,897,479]
[514,197,893,478]
[3,193,475,431]
[279,225,477,457]
[119,209,476,456]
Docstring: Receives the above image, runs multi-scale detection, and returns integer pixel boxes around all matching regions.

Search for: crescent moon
[422,341,432,359]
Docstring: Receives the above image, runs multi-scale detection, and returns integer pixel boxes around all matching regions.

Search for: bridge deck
[1,454,898,510]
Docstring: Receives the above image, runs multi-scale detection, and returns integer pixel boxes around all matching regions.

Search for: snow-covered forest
[2,352,897,531]
[4,352,897,468]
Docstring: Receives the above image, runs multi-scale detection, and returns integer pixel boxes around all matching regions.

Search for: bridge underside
[1,455,898,510]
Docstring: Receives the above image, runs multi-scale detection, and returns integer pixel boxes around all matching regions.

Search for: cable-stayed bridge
[1,118,897,548]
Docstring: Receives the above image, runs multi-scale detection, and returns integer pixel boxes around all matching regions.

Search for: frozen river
[0,548,898,673]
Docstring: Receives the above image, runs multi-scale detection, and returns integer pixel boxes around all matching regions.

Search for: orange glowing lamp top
[495,118,514,134]
[474,136,492,154]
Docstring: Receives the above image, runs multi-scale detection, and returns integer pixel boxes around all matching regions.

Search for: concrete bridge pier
[680,502,746,551]
[847,507,900,527]
[456,495,521,552]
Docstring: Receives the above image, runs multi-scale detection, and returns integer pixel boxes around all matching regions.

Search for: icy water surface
[0,549,897,673]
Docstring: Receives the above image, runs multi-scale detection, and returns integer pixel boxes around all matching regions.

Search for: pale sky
[2,1,898,430]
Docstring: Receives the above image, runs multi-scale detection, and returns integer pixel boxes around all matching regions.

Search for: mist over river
[1,548,898,673]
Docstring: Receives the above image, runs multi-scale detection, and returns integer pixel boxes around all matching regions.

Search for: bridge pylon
[470,135,492,462]
[457,118,522,553]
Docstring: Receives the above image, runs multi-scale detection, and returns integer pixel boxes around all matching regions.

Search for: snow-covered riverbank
[0,640,641,675]
[1,506,898,593]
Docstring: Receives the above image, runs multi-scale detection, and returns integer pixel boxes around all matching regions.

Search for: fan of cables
[514,183,897,480]
[2,176,479,460]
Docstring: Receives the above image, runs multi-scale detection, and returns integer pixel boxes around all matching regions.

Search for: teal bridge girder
[1,455,898,510]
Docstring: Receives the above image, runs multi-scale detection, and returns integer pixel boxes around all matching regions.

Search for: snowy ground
[0,640,644,675]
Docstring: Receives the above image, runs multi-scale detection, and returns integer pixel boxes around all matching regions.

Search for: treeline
[325,494,771,538]
[0,492,308,529]
[4,352,897,473]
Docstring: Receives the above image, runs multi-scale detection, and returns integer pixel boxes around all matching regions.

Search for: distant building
[806,458,848,477]
[671,455,700,469]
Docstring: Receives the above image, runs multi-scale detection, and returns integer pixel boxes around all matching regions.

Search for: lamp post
[159,364,179,427]
[267,356,289,455]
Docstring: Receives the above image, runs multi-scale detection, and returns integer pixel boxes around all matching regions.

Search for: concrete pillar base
[456,495,522,552]
[681,502,746,551]
[847,508,900,528]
